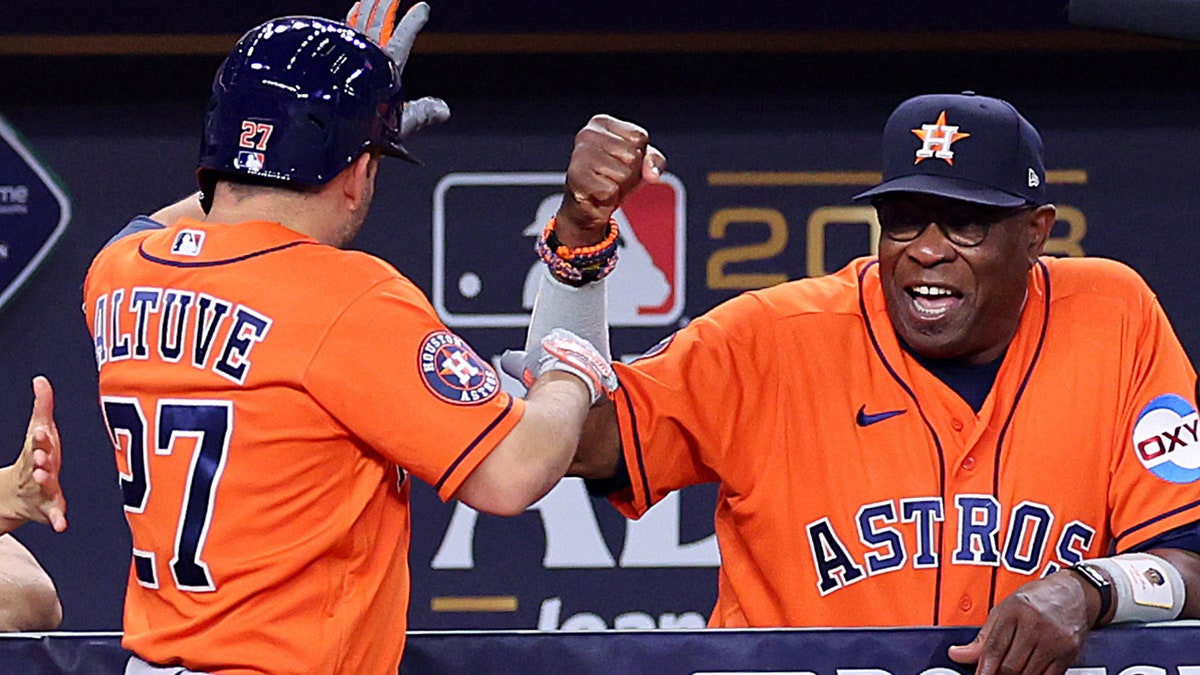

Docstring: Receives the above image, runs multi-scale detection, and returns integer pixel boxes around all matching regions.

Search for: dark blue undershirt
[902,341,1003,414]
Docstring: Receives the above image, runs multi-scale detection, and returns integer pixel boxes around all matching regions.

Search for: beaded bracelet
[535,216,620,286]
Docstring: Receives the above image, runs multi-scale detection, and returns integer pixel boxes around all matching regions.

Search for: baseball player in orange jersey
[510,95,1200,675]
[82,4,616,674]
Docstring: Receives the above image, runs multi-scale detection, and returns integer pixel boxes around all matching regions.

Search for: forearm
[1069,548,1200,626]
[568,400,623,479]
[950,549,1200,671]
[1148,548,1200,619]
[149,191,205,225]
[0,535,61,630]
[455,372,590,516]
[0,466,27,535]
[526,267,611,358]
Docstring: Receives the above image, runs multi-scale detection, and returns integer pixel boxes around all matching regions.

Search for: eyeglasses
[874,199,1036,247]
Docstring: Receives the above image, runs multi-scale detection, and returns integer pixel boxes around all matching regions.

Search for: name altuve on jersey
[90,287,273,384]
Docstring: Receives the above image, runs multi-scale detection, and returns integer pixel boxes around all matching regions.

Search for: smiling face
[876,193,1055,364]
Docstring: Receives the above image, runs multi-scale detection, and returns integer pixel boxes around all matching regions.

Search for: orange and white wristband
[535,216,619,286]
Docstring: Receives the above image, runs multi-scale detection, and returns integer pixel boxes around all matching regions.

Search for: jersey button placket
[951,418,964,431]
[961,456,976,471]
[958,595,973,612]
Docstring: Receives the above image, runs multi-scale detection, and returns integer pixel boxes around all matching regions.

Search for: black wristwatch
[1068,561,1113,627]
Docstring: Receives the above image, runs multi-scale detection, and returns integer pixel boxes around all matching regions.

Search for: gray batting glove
[500,329,618,405]
[346,0,451,138]
[400,96,451,138]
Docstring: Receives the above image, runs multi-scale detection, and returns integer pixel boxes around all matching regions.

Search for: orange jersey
[82,218,522,675]
[610,256,1200,628]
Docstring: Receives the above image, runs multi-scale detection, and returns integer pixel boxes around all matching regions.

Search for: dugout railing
[4,624,1200,674]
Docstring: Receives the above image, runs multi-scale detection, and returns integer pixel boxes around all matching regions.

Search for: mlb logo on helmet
[235,151,266,173]
[0,113,70,315]
[854,91,1047,208]
[432,172,687,329]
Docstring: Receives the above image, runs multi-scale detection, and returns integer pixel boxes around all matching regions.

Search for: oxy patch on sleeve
[1133,393,1200,483]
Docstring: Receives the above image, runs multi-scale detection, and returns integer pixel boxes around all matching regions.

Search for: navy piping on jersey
[858,260,948,626]
[434,396,515,493]
[619,384,653,510]
[140,240,315,267]
[1114,497,1200,550]
[986,259,1051,610]
[1128,519,1200,555]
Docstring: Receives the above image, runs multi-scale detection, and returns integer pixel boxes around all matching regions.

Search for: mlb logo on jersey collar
[171,230,206,257]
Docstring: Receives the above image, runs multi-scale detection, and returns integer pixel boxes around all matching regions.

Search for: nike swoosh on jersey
[856,405,906,427]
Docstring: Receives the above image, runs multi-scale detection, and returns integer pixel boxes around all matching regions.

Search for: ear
[342,152,379,212]
[1026,204,1056,264]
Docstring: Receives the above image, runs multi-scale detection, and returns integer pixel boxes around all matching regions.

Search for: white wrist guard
[1087,553,1186,624]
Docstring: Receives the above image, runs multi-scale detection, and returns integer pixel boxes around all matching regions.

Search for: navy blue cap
[854,92,1047,207]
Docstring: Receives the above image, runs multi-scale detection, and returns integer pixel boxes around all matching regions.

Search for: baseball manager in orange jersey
[82,2,617,674]
[510,95,1200,675]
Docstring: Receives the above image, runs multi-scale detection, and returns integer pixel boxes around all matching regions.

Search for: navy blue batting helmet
[198,15,413,200]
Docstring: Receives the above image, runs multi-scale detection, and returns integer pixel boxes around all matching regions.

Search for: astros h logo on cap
[912,111,970,166]
[854,91,1047,208]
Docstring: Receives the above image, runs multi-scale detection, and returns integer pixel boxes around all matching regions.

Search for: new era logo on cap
[854,91,1047,208]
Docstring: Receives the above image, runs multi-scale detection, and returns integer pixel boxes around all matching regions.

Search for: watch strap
[1068,561,1113,627]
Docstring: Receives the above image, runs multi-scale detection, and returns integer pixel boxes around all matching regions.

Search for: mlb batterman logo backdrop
[0,113,70,313]
[431,172,686,329]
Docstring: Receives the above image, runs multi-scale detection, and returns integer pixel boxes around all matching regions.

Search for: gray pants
[125,655,210,675]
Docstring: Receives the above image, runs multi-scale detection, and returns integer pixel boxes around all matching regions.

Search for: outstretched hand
[346,0,451,140]
[948,571,1093,675]
[0,376,67,534]
[347,0,423,69]
[555,115,667,248]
